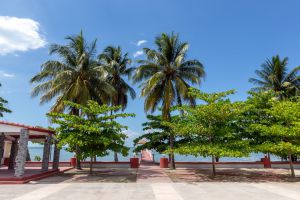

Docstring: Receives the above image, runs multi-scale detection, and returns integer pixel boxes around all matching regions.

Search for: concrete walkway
[137,161,171,183]
[1,182,300,200]
[137,150,171,183]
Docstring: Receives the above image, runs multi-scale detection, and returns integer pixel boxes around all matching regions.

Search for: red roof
[0,121,55,134]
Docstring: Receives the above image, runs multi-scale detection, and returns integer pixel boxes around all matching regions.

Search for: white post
[52,140,60,170]
[0,133,4,165]
[42,136,51,171]
[14,129,29,177]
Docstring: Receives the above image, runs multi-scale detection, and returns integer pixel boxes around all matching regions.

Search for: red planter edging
[160,158,169,168]
[80,161,130,164]
[174,161,264,165]
[0,167,73,184]
[130,158,139,168]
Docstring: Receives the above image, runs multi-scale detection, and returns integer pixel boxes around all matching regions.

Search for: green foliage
[133,114,189,154]
[99,46,136,110]
[133,32,205,120]
[249,55,300,98]
[0,83,12,117]
[47,100,135,160]
[247,98,300,157]
[34,155,41,162]
[31,31,115,113]
[165,88,250,158]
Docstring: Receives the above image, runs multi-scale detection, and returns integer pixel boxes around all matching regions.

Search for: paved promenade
[0,181,300,200]
[137,162,171,183]
[0,156,300,200]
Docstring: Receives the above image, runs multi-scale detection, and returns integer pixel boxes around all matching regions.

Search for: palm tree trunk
[110,110,119,162]
[71,107,82,170]
[288,152,295,178]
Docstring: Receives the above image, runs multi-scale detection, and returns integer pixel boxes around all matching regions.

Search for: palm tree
[98,46,136,161]
[249,55,300,99]
[31,31,115,169]
[133,32,205,169]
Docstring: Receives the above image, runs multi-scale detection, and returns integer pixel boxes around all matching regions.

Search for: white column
[52,140,60,170]
[42,136,51,171]
[14,129,29,177]
[0,133,4,165]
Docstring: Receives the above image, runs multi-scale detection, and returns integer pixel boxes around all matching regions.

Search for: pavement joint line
[152,183,184,200]
[251,183,300,200]
[11,183,70,200]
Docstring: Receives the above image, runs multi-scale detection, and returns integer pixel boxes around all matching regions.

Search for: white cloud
[0,71,15,78]
[0,16,46,55]
[136,40,147,46]
[133,50,143,58]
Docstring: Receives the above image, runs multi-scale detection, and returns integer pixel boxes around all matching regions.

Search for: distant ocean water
[28,146,282,162]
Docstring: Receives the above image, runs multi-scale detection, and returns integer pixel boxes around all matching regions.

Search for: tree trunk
[75,146,82,170]
[114,152,119,162]
[212,155,216,176]
[169,133,176,170]
[71,107,82,169]
[89,157,93,175]
[110,110,119,162]
[288,153,295,178]
[267,152,271,161]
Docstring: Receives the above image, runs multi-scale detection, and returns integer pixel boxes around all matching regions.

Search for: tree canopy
[165,88,250,176]
[249,55,300,98]
[47,100,135,172]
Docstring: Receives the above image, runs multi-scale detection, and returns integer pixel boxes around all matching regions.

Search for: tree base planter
[130,158,139,168]
[263,156,271,168]
[160,158,169,168]
[70,157,77,168]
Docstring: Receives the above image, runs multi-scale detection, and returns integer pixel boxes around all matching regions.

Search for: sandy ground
[166,168,300,182]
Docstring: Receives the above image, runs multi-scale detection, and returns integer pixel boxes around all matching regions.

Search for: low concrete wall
[25,162,71,167]
[271,162,300,169]
[155,161,300,169]
[80,162,131,168]
[25,161,131,168]
[174,162,264,169]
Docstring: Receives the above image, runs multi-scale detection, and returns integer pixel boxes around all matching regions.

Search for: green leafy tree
[134,115,170,154]
[48,100,135,174]
[0,84,12,117]
[248,98,300,177]
[165,89,249,176]
[249,55,300,98]
[133,32,205,169]
[99,46,136,161]
[133,115,190,159]
[239,91,277,160]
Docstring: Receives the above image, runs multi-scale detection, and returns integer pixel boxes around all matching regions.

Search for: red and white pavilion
[0,121,60,178]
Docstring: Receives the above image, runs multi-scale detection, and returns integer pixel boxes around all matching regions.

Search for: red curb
[0,167,73,184]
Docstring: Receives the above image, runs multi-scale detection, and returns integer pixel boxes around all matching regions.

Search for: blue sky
[0,0,300,143]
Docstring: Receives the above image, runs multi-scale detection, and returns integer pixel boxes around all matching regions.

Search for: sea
[28,146,282,162]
